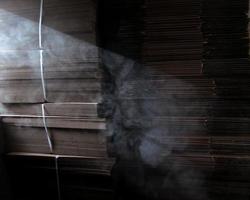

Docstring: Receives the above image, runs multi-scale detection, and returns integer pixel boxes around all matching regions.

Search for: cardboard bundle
[143,0,202,62]
[1,102,109,157]
[101,0,250,199]
[0,0,111,156]
[0,0,114,199]
[113,0,211,158]
[0,0,101,103]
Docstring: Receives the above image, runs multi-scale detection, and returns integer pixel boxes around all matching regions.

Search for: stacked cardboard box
[0,0,114,199]
[101,0,250,199]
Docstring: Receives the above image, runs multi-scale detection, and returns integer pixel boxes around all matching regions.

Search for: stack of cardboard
[118,0,212,157]
[0,0,101,103]
[2,103,108,157]
[101,0,250,199]
[0,0,114,199]
[0,0,110,156]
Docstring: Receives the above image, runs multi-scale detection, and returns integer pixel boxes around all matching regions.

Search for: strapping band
[39,3,59,199]
[40,50,47,101]
[40,0,51,152]
[41,104,53,153]
[39,0,44,49]
[39,0,47,101]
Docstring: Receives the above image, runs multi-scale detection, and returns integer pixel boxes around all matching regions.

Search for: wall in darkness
[0,123,10,200]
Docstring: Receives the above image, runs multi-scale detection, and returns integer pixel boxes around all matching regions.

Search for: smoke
[139,129,171,167]
[0,11,38,50]
[102,48,208,199]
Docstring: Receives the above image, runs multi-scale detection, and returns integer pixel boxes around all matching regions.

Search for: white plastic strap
[39,0,44,49]
[40,50,47,101]
[55,156,61,200]
[41,104,53,153]
[39,0,47,101]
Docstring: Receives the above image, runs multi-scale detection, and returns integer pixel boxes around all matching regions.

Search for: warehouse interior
[1,0,250,199]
